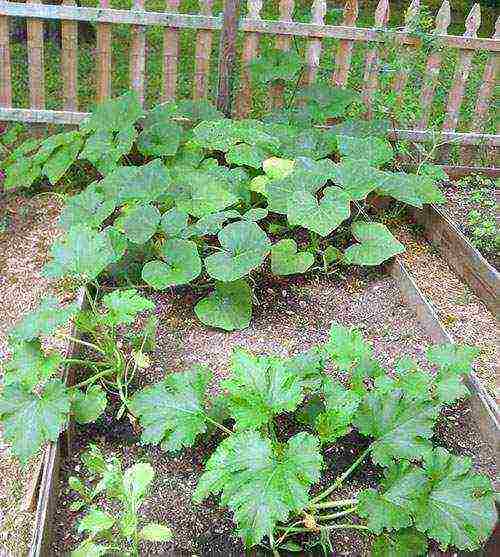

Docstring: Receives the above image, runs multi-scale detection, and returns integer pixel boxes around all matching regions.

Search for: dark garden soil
[51,270,497,556]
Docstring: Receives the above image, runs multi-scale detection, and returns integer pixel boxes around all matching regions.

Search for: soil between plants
[51,271,497,556]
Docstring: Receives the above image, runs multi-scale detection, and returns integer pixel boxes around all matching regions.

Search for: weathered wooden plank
[0,9,11,108]
[417,0,451,130]
[303,0,326,86]
[235,0,261,118]
[162,0,180,101]
[0,107,90,124]
[391,0,420,108]
[96,0,111,102]
[0,2,498,52]
[332,0,358,88]
[387,128,500,147]
[362,0,389,118]
[217,0,241,116]
[461,16,499,165]
[270,0,294,109]
[61,0,78,111]
[27,0,45,109]
[193,0,214,100]
[130,0,146,105]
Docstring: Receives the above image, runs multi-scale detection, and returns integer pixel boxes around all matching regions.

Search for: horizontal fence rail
[0,0,498,165]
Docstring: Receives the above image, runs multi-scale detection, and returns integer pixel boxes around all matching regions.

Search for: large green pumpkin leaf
[80,126,138,175]
[226,143,268,169]
[223,349,305,429]
[354,389,439,466]
[80,92,144,133]
[271,239,314,275]
[326,324,373,371]
[101,289,154,326]
[332,159,382,200]
[10,296,79,342]
[287,186,351,237]
[195,280,252,331]
[296,85,359,121]
[0,380,70,464]
[337,135,394,168]
[344,222,405,266]
[371,529,428,557]
[376,172,445,207]
[59,184,117,230]
[72,385,107,424]
[248,48,303,84]
[119,204,161,244]
[262,156,295,179]
[160,208,189,238]
[205,221,271,282]
[43,135,84,184]
[3,158,42,190]
[129,366,211,451]
[137,120,183,157]
[194,430,322,547]
[142,239,201,288]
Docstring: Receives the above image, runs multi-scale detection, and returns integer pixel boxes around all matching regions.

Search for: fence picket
[193,0,213,99]
[235,0,262,118]
[362,0,389,118]
[0,9,11,108]
[162,0,180,101]
[303,0,326,86]
[97,0,112,102]
[130,0,146,105]
[332,0,358,88]
[61,0,78,111]
[391,0,419,108]
[417,1,450,130]
[270,0,294,109]
[27,0,45,109]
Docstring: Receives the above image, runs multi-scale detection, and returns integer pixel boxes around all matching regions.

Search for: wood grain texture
[235,0,261,118]
[96,0,111,102]
[332,0,358,88]
[362,0,389,118]
[417,0,451,130]
[0,10,11,107]
[27,0,45,109]
[303,0,326,86]
[162,0,180,101]
[130,0,146,105]
[61,0,78,111]
[193,0,213,99]
[270,0,294,109]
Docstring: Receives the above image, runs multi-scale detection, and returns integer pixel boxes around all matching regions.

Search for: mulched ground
[51,271,497,556]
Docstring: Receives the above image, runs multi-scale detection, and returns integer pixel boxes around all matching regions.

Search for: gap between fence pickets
[391,257,500,444]
[0,1,498,52]
[29,287,86,557]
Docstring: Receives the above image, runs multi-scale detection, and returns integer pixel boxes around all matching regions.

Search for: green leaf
[195,280,252,331]
[242,208,268,222]
[0,380,70,464]
[286,346,326,388]
[123,462,154,499]
[337,136,394,168]
[344,223,405,266]
[315,378,361,443]
[160,208,189,238]
[129,366,211,451]
[332,159,382,200]
[80,126,137,175]
[44,225,118,282]
[249,48,303,84]
[372,529,428,557]
[43,135,83,184]
[226,143,268,168]
[296,85,359,121]
[271,239,314,275]
[205,221,270,282]
[142,239,201,288]
[3,158,42,190]
[10,296,78,342]
[377,172,445,208]
[80,92,144,133]
[374,357,432,402]
[102,289,154,326]
[71,540,109,557]
[194,431,322,547]
[140,523,173,542]
[326,324,373,371]
[72,385,107,424]
[413,448,497,551]
[418,163,448,183]
[119,203,161,244]
[59,184,117,230]
[262,156,295,179]
[223,349,305,429]
[354,389,439,466]
[77,508,115,535]
[137,120,182,157]
[287,186,351,237]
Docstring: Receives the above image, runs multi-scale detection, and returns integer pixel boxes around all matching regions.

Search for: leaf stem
[71,367,115,390]
[309,498,358,510]
[64,358,108,367]
[317,507,357,521]
[283,523,369,535]
[60,334,106,355]
[204,415,233,436]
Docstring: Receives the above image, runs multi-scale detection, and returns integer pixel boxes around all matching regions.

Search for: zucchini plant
[2,90,445,331]
[128,324,496,556]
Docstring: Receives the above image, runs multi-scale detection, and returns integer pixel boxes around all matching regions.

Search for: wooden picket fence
[0,0,498,166]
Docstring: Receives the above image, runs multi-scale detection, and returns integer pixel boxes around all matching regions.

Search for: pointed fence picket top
[97,0,112,102]
[193,0,214,99]
[332,0,359,88]
[303,0,327,86]
[61,0,78,111]
[270,0,295,109]
[362,0,390,118]
[417,0,451,130]
[162,0,181,101]
[235,0,262,118]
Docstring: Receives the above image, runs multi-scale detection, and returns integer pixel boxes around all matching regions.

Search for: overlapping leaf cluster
[128,323,495,553]
[4,89,445,331]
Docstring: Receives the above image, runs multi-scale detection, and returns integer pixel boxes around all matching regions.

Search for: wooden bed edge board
[391,257,500,444]
[29,287,86,557]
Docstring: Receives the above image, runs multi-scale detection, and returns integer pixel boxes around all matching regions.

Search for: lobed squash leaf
[271,239,315,276]
[343,223,405,266]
